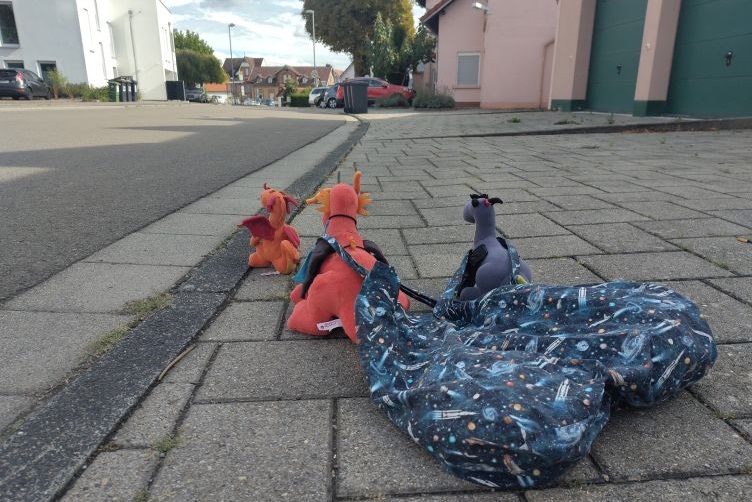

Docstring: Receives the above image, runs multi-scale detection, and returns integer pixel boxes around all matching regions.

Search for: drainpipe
[128,10,141,85]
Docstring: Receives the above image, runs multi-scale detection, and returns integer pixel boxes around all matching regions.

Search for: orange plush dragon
[239,184,301,275]
[288,171,410,342]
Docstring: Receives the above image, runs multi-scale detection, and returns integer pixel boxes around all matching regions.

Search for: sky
[163,0,426,72]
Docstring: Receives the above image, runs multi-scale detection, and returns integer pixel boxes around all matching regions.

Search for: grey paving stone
[526,475,752,502]
[422,184,476,198]
[709,277,752,305]
[83,232,224,267]
[544,209,649,226]
[672,237,752,275]
[492,200,563,215]
[591,393,752,481]
[292,207,326,236]
[692,343,752,418]
[731,419,752,441]
[618,201,708,220]
[337,398,481,498]
[112,383,194,449]
[634,218,748,239]
[707,209,752,228]
[673,197,752,211]
[234,268,292,301]
[379,493,519,502]
[4,262,189,313]
[513,235,602,258]
[654,186,734,200]
[418,206,467,227]
[409,242,469,278]
[362,228,409,255]
[161,342,217,385]
[664,281,752,344]
[140,213,242,236]
[498,213,570,238]
[150,400,331,502]
[388,255,419,280]
[380,180,426,193]
[0,310,129,394]
[527,258,603,285]
[196,340,367,401]
[581,181,654,193]
[528,186,604,197]
[578,252,733,281]
[368,199,419,216]
[403,225,474,245]
[547,195,618,211]
[0,395,34,432]
[201,301,285,342]
[358,215,425,229]
[594,191,683,204]
[569,223,677,253]
[60,450,158,502]
[414,196,480,209]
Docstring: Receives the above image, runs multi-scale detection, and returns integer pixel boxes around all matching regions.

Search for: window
[93,0,101,30]
[82,8,94,52]
[100,42,106,76]
[108,23,116,57]
[267,76,273,83]
[0,2,19,45]
[5,60,23,69]
[457,53,480,86]
[38,61,57,81]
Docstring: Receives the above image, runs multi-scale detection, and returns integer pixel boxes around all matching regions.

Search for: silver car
[308,86,328,106]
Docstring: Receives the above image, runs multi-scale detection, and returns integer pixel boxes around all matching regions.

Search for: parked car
[0,69,51,100]
[321,84,341,108]
[335,77,415,107]
[308,86,328,106]
[185,87,208,102]
[262,98,277,107]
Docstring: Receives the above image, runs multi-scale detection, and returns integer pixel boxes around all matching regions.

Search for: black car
[0,69,51,100]
[321,84,341,108]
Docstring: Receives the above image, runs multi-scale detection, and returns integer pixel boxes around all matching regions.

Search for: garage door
[667,0,752,117]
[586,0,648,113]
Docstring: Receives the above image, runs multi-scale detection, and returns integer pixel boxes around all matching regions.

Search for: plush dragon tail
[275,240,301,275]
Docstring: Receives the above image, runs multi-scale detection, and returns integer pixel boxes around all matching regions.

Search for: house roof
[222,57,262,74]
[420,0,455,33]
[203,83,227,93]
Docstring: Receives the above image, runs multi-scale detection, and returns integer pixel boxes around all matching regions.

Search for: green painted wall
[586,0,648,113]
[667,0,752,117]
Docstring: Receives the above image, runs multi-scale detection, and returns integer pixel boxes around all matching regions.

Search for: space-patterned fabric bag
[330,237,717,488]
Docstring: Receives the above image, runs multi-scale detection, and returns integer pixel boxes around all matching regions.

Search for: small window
[93,0,101,31]
[302,77,308,84]
[457,53,480,86]
[5,60,23,69]
[108,23,116,57]
[0,2,20,45]
[267,76,273,83]
[38,62,57,82]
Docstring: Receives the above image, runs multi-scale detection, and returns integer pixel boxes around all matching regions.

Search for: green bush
[286,92,309,107]
[46,70,68,99]
[377,92,410,108]
[412,89,455,109]
[77,85,110,102]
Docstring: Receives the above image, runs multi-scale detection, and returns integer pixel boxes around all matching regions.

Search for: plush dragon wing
[300,238,335,298]
[239,215,275,241]
[283,226,301,249]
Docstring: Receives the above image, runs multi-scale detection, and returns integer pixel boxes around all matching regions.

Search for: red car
[335,77,415,107]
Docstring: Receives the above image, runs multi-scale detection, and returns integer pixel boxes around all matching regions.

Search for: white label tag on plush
[317,319,343,331]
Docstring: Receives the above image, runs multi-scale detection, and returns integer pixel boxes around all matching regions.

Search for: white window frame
[107,22,116,57]
[456,52,481,87]
[93,0,101,31]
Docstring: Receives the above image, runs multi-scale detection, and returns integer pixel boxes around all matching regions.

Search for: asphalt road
[0,102,345,301]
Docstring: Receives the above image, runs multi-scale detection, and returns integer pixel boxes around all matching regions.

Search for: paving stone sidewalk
[46,112,752,500]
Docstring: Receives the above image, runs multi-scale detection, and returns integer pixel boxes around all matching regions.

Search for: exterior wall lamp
[472,2,490,14]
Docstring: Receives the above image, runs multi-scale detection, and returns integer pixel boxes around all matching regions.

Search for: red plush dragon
[287,171,410,342]
[239,184,301,275]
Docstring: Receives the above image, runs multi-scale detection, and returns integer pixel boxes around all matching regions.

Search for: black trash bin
[342,80,368,114]
[166,80,186,100]
[129,80,138,101]
[107,80,120,102]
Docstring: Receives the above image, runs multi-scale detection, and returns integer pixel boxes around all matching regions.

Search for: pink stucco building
[419,0,557,109]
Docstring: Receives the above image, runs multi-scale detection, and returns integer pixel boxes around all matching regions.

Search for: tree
[302,0,414,76]
[173,29,213,54]
[172,30,226,86]
[369,13,436,85]
[176,49,226,87]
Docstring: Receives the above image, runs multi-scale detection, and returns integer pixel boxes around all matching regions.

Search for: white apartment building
[0,0,177,100]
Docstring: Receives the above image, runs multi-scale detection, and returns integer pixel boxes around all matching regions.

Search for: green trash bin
[107,80,120,102]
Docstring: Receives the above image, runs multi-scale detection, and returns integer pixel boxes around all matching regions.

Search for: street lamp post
[228,23,235,104]
[304,10,317,87]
